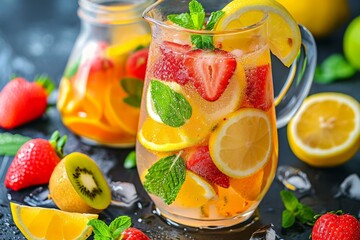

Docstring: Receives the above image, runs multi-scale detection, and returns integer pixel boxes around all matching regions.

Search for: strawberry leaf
[0,133,31,156]
[144,153,186,205]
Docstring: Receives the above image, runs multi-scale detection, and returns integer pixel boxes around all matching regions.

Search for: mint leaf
[167,13,194,29]
[123,150,136,169]
[0,133,31,156]
[282,209,296,228]
[205,11,225,30]
[189,0,205,30]
[121,78,144,108]
[167,0,224,50]
[64,59,80,79]
[315,54,357,84]
[87,219,112,238]
[144,153,186,205]
[296,204,315,224]
[150,80,192,127]
[109,216,132,239]
[280,190,299,211]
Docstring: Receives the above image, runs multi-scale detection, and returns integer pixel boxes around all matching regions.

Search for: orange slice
[173,171,216,208]
[104,84,140,135]
[230,170,264,201]
[10,202,98,240]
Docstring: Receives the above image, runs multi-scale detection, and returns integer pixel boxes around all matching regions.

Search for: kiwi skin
[49,152,111,214]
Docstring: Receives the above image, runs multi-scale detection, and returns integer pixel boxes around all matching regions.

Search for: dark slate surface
[0,0,359,239]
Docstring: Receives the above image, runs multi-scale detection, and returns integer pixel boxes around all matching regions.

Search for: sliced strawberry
[153,41,191,85]
[184,49,236,102]
[126,48,149,80]
[186,146,230,188]
[244,64,272,111]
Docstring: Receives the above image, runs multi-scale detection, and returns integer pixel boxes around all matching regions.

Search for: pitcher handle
[275,25,317,128]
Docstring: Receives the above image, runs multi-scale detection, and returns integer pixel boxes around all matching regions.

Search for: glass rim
[143,0,269,35]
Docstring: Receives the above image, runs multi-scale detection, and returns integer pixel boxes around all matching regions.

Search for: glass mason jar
[57,0,153,147]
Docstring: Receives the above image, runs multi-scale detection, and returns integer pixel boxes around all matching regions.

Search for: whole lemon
[277,0,350,38]
[344,16,360,70]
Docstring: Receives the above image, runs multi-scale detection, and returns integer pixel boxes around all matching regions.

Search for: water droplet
[23,186,55,207]
[335,174,360,200]
[277,166,311,192]
[110,181,139,207]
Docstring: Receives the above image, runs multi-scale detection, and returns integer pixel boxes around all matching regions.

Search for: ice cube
[250,224,277,240]
[277,165,312,192]
[110,181,139,208]
[24,186,55,207]
[335,174,360,201]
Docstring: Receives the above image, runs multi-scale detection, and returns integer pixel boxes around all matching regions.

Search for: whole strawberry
[0,76,54,129]
[122,227,150,240]
[5,131,66,191]
[312,211,360,240]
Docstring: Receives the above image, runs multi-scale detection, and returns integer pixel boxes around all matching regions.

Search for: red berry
[4,132,66,191]
[126,48,149,80]
[186,146,230,188]
[121,227,150,240]
[244,64,272,111]
[312,213,360,240]
[184,49,236,102]
[153,41,191,85]
[0,78,48,129]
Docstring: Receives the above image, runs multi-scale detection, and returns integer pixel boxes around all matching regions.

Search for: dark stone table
[0,1,359,239]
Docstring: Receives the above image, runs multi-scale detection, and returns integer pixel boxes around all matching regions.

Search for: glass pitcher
[136,0,316,228]
[57,0,153,147]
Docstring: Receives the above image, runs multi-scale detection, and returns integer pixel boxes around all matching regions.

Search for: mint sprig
[87,216,132,240]
[280,190,315,228]
[167,0,224,49]
[150,79,192,127]
[315,54,357,84]
[0,133,31,156]
[121,78,144,108]
[123,150,136,169]
[144,153,186,205]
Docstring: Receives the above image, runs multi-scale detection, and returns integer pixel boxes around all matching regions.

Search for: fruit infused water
[57,0,153,146]
[136,0,317,228]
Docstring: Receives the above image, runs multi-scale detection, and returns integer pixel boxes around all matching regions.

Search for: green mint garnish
[121,78,144,108]
[0,133,31,156]
[150,80,192,127]
[280,190,315,228]
[64,59,80,79]
[123,150,136,169]
[87,216,132,240]
[168,0,224,49]
[315,54,357,84]
[144,153,186,205]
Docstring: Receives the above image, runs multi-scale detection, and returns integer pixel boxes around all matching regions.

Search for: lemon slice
[215,0,301,67]
[209,109,272,178]
[287,92,360,167]
[10,202,98,240]
[173,171,216,208]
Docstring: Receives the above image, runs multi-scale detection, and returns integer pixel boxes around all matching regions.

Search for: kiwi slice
[64,152,111,210]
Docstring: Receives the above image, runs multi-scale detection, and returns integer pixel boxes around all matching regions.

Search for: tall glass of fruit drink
[57,0,154,147]
[136,0,316,228]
